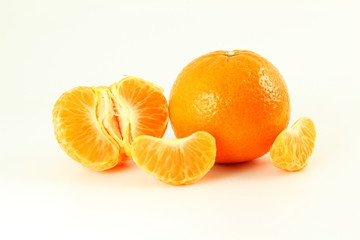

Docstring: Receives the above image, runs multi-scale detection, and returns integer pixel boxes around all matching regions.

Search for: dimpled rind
[169,50,290,163]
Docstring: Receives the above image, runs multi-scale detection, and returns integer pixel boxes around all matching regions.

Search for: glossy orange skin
[169,50,290,163]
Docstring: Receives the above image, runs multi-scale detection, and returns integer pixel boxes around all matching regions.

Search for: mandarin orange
[169,50,290,163]
[53,76,169,171]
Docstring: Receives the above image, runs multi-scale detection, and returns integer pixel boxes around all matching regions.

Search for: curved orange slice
[52,76,169,171]
[131,131,216,185]
[270,117,316,171]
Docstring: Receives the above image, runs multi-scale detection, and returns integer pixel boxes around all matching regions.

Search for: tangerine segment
[131,131,216,185]
[270,117,316,171]
[53,87,125,171]
[110,76,169,151]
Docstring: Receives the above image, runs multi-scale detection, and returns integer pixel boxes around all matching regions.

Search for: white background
[1,0,360,239]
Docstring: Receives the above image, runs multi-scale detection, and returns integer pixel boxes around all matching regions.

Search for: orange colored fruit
[270,117,316,171]
[131,131,216,185]
[53,76,169,171]
[169,50,290,163]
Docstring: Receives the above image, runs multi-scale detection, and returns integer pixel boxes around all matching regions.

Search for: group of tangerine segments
[53,76,316,185]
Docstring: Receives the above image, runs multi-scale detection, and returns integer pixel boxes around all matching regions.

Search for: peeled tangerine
[131,131,216,185]
[52,76,169,171]
[270,117,316,171]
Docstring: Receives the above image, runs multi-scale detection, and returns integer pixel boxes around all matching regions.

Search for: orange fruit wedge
[131,131,216,185]
[53,76,169,171]
[270,117,316,171]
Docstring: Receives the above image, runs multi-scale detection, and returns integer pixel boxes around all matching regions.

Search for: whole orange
[169,50,291,163]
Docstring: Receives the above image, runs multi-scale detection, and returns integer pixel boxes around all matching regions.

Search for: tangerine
[53,76,169,171]
[169,50,291,163]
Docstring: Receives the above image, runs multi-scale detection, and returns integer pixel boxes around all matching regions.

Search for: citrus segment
[52,76,169,171]
[131,131,216,185]
[53,87,124,171]
[270,117,316,171]
[110,77,169,146]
